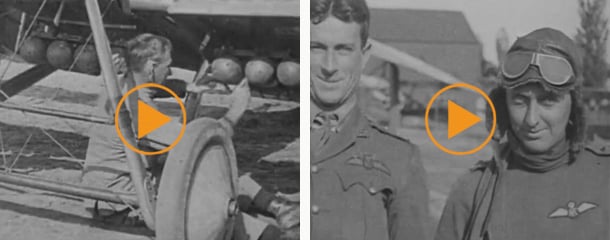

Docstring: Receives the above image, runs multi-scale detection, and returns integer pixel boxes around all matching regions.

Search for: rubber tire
[155,117,238,240]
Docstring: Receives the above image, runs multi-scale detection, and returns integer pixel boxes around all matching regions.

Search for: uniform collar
[313,107,370,163]
[506,130,570,172]
[310,98,357,132]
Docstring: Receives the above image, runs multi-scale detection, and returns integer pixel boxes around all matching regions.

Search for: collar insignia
[548,201,597,219]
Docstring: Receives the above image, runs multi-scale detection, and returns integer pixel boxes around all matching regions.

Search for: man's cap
[506,28,583,87]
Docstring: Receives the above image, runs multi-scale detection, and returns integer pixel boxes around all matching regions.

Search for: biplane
[0,0,298,239]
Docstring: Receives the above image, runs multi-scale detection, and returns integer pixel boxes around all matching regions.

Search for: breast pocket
[334,160,395,240]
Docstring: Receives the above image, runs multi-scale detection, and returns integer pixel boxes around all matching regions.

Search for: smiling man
[310,0,429,239]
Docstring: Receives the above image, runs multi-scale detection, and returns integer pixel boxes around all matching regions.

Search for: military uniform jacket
[435,142,610,240]
[311,108,429,240]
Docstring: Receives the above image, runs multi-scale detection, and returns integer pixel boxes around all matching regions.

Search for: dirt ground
[0,169,156,240]
[0,108,299,240]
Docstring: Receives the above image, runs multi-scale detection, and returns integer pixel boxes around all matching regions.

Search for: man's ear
[362,40,372,68]
[142,59,156,77]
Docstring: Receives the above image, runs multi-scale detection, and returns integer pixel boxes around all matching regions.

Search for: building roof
[369,8,479,44]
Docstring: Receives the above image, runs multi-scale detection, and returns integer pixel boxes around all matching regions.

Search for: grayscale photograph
[310,0,610,239]
[0,0,299,239]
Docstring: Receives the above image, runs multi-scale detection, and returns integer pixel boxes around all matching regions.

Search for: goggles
[501,51,575,87]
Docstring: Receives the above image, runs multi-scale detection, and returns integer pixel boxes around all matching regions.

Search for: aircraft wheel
[155,117,238,240]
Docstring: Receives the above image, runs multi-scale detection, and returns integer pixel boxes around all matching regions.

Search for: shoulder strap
[463,141,510,240]
[463,162,498,240]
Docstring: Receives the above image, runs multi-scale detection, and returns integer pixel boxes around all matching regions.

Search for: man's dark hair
[311,0,370,47]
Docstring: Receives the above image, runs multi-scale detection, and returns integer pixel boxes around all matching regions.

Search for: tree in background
[575,0,609,87]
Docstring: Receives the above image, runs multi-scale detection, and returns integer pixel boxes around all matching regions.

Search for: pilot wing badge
[548,201,597,219]
[346,153,391,176]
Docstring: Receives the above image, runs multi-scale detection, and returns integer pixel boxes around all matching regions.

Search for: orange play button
[447,100,481,139]
[425,83,496,155]
[138,100,172,139]
[115,83,187,155]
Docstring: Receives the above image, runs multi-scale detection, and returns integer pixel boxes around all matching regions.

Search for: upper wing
[577,202,598,213]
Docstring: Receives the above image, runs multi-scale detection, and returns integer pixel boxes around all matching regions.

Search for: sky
[368,0,610,64]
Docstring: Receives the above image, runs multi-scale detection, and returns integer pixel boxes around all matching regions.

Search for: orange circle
[424,83,496,155]
[114,83,187,155]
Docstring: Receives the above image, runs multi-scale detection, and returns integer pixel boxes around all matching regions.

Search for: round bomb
[277,60,299,87]
[46,40,73,69]
[73,44,100,75]
[211,57,243,84]
[18,37,47,64]
[245,58,275,88]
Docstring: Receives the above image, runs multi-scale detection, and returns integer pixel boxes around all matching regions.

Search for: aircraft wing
[128,0,299,17]
[368,39,462,84]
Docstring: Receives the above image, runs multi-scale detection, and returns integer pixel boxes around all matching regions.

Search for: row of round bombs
[209,56,299,88]
[18,37,124,75]
[15,24,60,63]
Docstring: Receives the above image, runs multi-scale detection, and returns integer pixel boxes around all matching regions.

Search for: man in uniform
[435,28,610,240]
[310,0,430,239]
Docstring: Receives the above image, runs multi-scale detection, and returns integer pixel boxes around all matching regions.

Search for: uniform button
[311,205,320,214]
[330,127,338,133]
[368,187,377,194]
[311,165,319,173]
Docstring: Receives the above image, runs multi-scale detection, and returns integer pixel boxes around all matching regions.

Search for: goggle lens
[502,52,532,79]
[501,52,574,86]
[538,55,573,85]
